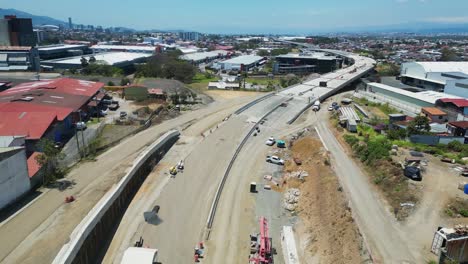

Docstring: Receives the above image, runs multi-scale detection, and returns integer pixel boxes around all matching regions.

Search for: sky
[2,0,468,33]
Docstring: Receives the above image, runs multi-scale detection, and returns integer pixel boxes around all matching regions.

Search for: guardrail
[52,130,180,264]
[234,92,275,115]
[205,98,292,238]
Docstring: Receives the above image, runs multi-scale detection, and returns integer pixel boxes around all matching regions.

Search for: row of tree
[135,51,197,83]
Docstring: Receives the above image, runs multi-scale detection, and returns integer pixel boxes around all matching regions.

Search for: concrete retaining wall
[52,130,180,264]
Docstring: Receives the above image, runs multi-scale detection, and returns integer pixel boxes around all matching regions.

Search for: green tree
[89,56,97,63]
[80,57,88,67]
[120,77,130,86]
[35,138,65,185]
[107,81,115,86]
[257,50,269,56]
[440,48,459,61]
[407,116,431,135]
[387,128,407,140]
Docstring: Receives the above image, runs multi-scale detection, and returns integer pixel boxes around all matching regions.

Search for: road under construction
[3,42,422,264]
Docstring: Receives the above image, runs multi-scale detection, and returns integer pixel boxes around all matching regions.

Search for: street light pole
[78,110,86,157]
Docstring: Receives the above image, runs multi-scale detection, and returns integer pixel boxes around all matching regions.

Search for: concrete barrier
[234,92,275,115]
[52,130,180,264]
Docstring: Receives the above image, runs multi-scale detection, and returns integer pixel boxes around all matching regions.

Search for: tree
[387,128,407,140]
[107,81,115,86]
[120,77,130,86]
[257,50,269,57]
[407,116,431,135]
[80,57,88,67]
[89,56,97,63]
[35,138,65,185]
[440,48,459,61]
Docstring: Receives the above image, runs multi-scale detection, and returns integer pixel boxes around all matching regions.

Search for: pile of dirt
[285,137,369,264]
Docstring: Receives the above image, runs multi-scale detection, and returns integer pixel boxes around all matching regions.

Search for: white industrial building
[400,62,468,95]
[0,136,31,210]
[41,52,151,70]
[215,55,265,71]
[91,45,156,54]
[445,79,468,98]
[179,50,229,64]
[357,82,462,116]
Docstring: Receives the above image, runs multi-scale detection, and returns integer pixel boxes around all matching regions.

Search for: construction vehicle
[249,217,274,264]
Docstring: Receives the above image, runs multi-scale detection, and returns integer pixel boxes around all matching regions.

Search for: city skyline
[2,0,468,33]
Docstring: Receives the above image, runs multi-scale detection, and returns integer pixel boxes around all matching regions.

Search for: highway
[0,41,420,264]
[101,47,386,264]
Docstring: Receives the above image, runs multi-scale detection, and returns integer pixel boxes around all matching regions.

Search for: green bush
[448,140,464,152]
[344,135,359,146]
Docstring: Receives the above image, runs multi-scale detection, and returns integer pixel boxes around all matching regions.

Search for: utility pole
[79,110,86,156]
[75,126,81,158]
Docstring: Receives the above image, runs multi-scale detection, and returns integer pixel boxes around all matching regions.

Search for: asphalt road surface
[0,94,262,264]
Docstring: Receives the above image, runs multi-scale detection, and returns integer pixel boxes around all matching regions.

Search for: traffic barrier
[52,130,180,264]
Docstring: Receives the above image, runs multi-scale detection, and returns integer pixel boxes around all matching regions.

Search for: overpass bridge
[277,40,376,101]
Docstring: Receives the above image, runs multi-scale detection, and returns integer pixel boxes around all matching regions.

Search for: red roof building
[27,152,42,178]
[0,102,73,121]
[438,98,468,108]
[0,111,57,139]
[3,78,104,97]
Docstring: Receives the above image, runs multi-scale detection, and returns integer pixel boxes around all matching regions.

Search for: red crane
[249,217,273,264]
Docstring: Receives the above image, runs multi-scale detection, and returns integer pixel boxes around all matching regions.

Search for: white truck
[312,100,320,111]
[121,247,159,264]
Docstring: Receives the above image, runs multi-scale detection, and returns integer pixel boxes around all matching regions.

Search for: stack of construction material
[283,188,301,211]
[454,225,468,235]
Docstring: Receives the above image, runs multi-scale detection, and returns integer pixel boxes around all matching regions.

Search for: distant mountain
[0,8,67,26]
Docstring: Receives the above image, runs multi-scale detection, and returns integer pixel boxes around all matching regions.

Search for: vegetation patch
[445,197,468,218]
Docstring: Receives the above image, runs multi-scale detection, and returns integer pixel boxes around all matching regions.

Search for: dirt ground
[205,90,263,100]
[283,136,370,264]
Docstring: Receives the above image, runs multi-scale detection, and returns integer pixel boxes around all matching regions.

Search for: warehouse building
[38,44,92,60]
[41,52,151,70]
[274,52,341,74]
[445,79,468,98]
[0,78,105,152]
[400,62,468,93]
[0,136,31,210]
[0,46,38,71]
[91,45,156,54]
[358,82,462,115]
[179,50,229,64]
[215,55,265,71]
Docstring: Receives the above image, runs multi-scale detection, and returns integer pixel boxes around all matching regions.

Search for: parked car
[266,155,284,165]
[280,102,288,107]
[265,137,276,146]
[120,111,128,118]
[332,102,338,107]
[276,140,286,148]
[328,106,334,111]
[404,166,422,181]
[75,121,87,130]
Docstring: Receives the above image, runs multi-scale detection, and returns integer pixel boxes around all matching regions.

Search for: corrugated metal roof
[339,106,360,122]
[0,102,73,121]
[221,55,263,65]
[4,78,104,97]
[439,98,468,108]
[409,62,468,74]
[0,111,57,139]
[421,107,447,116]
[27,152,42,178]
